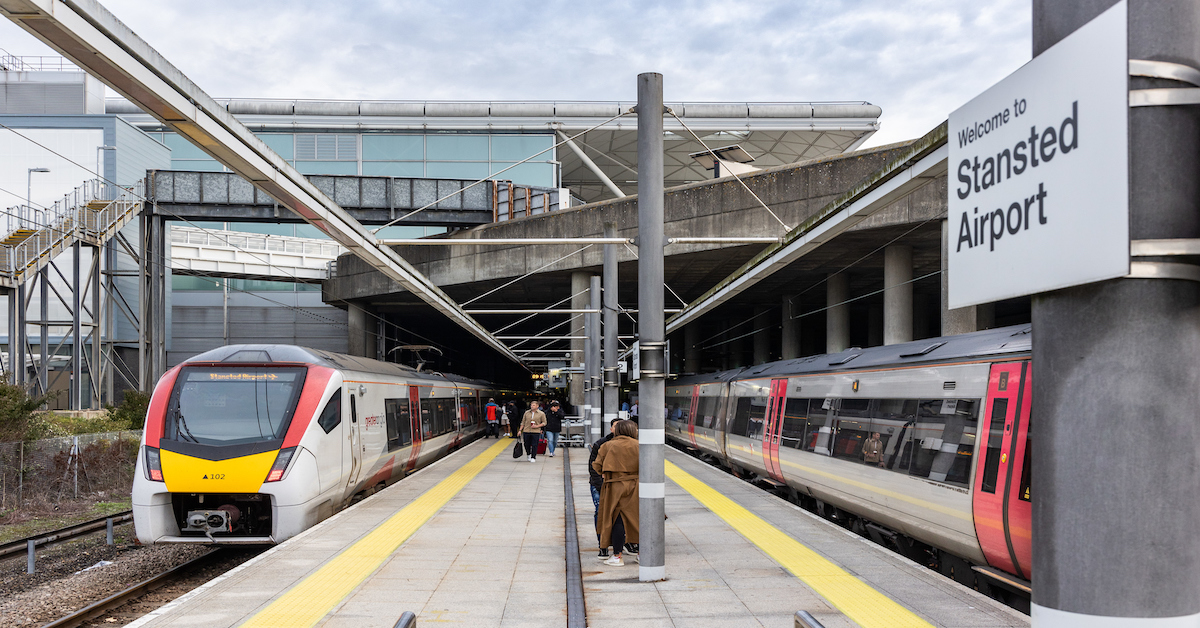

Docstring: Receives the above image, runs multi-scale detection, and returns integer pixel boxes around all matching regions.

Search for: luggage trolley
[563,415,587,447]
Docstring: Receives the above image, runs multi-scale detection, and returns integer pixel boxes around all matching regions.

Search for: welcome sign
[947,1,1128,309]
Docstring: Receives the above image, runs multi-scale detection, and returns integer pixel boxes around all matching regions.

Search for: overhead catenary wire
[668,110,791,232]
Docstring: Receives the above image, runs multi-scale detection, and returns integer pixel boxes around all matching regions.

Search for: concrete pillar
[753,306,771,364]
[883,244,913,345]
[570,271,589,407]
[602,223,620,440]
[941,219,978,336]
[781,295,800,359]
[347,303,373,358]
[826,273,849,353]
[684,323,701,373]
[1031,2,1200,625]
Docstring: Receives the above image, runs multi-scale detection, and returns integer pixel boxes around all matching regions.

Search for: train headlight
[264,447,297,483]
[144,446,164,482]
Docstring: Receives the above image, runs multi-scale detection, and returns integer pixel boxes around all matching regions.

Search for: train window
[780,398,812,449]
[665,394,691,427]
[730,396,764,439]
[696,394,719,429]
[980,399,1008,493]
[317,393,341,434]
[167,366,308,446]
[385,398,412,450]
[838,398,872,418]
[876,399,917,421]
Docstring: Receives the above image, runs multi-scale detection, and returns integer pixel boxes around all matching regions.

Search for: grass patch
[0,495,132,544]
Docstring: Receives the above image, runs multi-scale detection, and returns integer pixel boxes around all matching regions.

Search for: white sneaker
[549,452,554,457]
[529,456,534,462]
[604,555,624,566]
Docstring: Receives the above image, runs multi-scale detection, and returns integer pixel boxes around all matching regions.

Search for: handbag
[512,440,524,458]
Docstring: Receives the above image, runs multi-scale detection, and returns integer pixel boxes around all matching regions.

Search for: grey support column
[636,72,666,583]
[826,273,849,353]
[570,271,589,408]
[781,295,800,359]
[602,223,620,437]
[38,267,47,396]
[683,323,700,373]
[752,306,770,364]
[583,285,597,447]
[71,242,82,410]
[347,303,371,358]
[7,288,16,386]
[940,219,978,336]
[1032,2,1200,626]
[883,244,913,345]
[588,275,602,443]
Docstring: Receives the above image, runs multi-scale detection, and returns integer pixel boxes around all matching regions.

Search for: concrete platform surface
[125,435,1031,628]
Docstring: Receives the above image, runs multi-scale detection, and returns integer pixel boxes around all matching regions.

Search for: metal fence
[0,430,142,509]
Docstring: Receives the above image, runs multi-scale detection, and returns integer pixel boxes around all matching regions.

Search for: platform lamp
[25,167,49,228]
[688,144,759,179]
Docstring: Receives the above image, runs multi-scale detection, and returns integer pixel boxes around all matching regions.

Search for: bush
[103,390,151,430]
[0,381,53,442]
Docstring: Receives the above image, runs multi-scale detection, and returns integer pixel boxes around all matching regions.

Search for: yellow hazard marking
[665,460,934,628]
[241,439,509,628]
[161,448,274,494]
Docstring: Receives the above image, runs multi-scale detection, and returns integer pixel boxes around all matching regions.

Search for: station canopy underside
[108,98,881,204]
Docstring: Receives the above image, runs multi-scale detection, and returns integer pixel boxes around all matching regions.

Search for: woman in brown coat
[592,419,639,566]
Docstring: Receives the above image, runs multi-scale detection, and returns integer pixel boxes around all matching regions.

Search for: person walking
[589,416,621,558]
[505,400,519,438]
[484,398,501,438]
[592,420,640,566]
[519,400,547,462]
[629,400,639,424]
[543,400,565,457]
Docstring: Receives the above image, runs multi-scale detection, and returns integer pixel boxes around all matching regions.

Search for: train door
[972,361,1032,580]
[761,378,787,482]
[344,388,364,497]
[405,386,423,473]
[686,385,700,448]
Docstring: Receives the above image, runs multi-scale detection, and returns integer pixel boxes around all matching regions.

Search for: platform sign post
[637,72,667,583]
[947,3,1128,308]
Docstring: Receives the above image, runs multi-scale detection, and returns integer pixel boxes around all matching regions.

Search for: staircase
[0,179,143,288]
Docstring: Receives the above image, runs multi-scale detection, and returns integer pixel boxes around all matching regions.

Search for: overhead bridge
[148,170,569,227]
[0,0,524,378]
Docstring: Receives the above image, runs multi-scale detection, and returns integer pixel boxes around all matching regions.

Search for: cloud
[0,0,1031,146]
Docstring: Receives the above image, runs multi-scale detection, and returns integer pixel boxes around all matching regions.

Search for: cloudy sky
[0,0,1031,147]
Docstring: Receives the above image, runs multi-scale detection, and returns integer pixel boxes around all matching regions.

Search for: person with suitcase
[519,400,547,462]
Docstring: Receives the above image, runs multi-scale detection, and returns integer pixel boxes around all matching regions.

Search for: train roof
[179,345,494,388]
[672,324,1032,386]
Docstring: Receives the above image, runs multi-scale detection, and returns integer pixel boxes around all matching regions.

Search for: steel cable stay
[371,110,635,232]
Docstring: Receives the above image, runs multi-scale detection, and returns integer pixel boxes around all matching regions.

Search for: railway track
[39,548,224,628]
[0,511,134,560]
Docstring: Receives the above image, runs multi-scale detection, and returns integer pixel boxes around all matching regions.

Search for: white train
[665,325,1033,608]
[132,345,519,544]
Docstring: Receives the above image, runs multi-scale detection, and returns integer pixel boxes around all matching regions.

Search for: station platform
[127,437,1029,628]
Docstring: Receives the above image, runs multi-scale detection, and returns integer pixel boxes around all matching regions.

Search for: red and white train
[132,345,518,545]
[665,325,1032,607]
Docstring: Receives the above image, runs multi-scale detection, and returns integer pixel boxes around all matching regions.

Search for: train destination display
[947,1,1128,309]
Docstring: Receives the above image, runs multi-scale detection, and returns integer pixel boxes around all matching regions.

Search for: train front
[132,347,337,544]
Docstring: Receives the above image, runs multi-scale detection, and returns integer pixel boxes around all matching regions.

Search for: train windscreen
[165,366,308,446]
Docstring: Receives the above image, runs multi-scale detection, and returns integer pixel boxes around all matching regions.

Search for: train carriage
[665,325,1033,603]
[132,345,518,545]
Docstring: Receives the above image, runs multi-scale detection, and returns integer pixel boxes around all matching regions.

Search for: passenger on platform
[630,400,639,424]
[544,400,565,457]
[589,416,622,559]
[484,398,501,438]
[499,402,510,438]
[863,432,885,467]
[593,419,640,566]
[505,400,519,438]
[520,401,547,462]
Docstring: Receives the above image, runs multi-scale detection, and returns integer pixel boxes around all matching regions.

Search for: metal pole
[106,517,113,545]
[1031,2,1200,626]
[582,280,595,447]
[38,266,47,397]
[72,242,82,410]
[72,436,78,499]
[603,222,619,438]
[556,130,627,199]
[587,275,601,447]
[7,288,16,386]
[636,72,666,583]
[26,540,34,574]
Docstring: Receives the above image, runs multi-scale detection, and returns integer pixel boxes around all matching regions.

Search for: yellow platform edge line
[241,439,510,628]
[664,460,934,628]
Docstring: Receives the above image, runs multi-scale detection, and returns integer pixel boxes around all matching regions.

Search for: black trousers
[522,432,540,458]
[611,515,626,553]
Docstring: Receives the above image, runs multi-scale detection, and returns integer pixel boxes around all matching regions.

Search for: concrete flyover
[321,123,1006,383]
